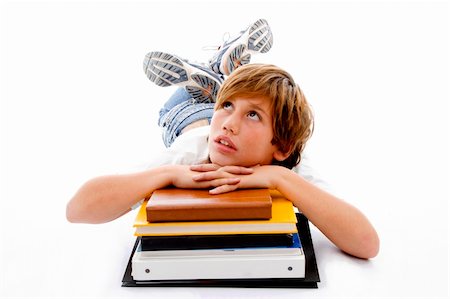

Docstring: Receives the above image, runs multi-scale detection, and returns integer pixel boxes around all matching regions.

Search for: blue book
[137,233,302,256]
[140,233,295,251]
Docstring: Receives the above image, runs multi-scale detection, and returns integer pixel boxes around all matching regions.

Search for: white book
[131,241,305,280]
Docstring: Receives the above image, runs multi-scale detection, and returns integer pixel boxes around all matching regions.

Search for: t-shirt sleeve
[131,199,144,211]
[293,153,334,194]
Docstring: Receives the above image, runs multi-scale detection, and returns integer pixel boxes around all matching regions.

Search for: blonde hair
[215,64,314,169]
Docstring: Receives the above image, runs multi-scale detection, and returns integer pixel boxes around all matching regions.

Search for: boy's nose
[222,115,240,135]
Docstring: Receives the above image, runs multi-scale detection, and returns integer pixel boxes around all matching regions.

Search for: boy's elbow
[367,233,380,259]
[66,198,84,223]
[66,201,105,224]
[66,178,106,224]
[357,230,380,259]
[66,197,109,224]
[66,210,77,223]
[66,186,96,223]
[66,192,123,224]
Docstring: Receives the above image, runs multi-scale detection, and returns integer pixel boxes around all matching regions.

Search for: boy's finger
[221,166,254,174]
[211,177,240,187]
[194,169,241,181]
[209,184,239,195]
[190,164,219,172]
[192,173,211,181]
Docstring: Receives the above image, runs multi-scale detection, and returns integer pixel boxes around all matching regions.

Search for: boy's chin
[209,155,258,168]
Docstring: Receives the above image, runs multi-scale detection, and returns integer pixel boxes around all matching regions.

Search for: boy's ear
[273,148,291,162]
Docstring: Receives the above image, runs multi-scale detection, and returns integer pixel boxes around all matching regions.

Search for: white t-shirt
[131,126,331,209]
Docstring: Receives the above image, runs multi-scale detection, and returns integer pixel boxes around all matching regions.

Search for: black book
[140,233,294,251]
[122,213,320,288]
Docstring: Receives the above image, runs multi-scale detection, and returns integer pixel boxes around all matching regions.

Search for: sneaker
[143,51,223,103]
[208,19,273,76]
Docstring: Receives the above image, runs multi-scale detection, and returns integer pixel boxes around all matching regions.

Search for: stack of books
[122,188,319,288]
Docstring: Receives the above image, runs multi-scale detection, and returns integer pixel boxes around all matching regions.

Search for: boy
[66,19,379,259]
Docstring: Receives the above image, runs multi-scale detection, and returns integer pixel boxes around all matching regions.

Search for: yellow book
[133,190,297,236]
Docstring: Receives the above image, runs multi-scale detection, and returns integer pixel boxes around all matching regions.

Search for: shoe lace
[201,32,231,51]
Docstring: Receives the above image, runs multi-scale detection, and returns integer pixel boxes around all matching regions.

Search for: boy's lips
[213,135,237,151]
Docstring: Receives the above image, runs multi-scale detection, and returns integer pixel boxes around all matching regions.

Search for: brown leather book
[146,188,272,222]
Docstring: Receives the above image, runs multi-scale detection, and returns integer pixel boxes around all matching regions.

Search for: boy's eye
[248,111,260,121]
[222,101,233,110]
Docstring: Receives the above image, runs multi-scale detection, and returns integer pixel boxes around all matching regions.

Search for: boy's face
[208,95,285,167]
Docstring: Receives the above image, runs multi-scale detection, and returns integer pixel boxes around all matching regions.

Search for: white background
[1,0,449,298]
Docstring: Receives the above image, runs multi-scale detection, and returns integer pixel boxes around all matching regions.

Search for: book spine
[140,234,295,251]
[147,206,272,222]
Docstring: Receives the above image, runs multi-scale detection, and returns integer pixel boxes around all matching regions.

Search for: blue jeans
[159,88,215,147]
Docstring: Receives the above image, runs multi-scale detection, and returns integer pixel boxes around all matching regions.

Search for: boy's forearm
[66,165,174,224]
[273,167,380,259]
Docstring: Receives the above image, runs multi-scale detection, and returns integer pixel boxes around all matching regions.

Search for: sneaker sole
[221,19,273,75]
[248,18,273,53]
[143,51,220,102]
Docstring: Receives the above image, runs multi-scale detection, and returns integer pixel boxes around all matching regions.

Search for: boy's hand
[169,164,244,191]
[190,164,279,194]
[190,164,254,194]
